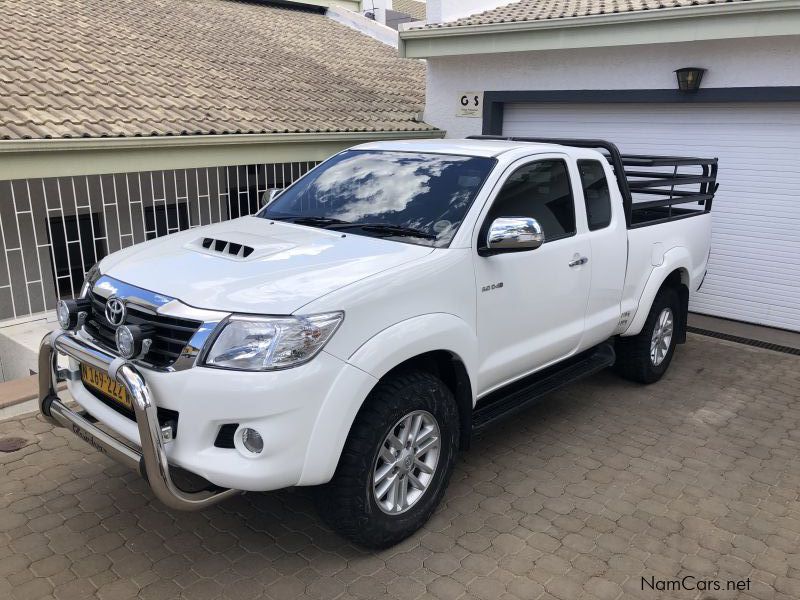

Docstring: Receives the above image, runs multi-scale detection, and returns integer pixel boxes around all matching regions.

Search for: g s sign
[457,92,482,118]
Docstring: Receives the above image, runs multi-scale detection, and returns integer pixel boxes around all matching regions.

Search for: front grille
[84,291,201,368]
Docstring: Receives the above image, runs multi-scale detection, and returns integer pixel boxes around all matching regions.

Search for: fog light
[115,324,154,360]
[56,300,72,329]
[115,326,135,358]
[56,298,90,330]
[241,428,264,454]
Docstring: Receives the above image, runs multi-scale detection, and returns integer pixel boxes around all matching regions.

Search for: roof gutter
[0,130,444,180]
[399,0,800,57]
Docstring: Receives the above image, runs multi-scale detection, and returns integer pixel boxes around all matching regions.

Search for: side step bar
[472,342,616,433]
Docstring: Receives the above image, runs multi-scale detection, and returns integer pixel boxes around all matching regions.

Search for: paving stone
[467,576,507,600]
[584,577,622,600]
[29,554,70,578]
[96,578,139,600]
[424,553,461,576]
[11,577,53,600]
[545,575,584,600]
[428,576,465,600]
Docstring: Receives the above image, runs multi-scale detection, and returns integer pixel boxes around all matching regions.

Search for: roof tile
[0,0,434,140]
[394,0,427,21]
[413,0,754,28]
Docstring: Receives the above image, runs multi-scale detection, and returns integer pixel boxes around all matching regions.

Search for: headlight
[203,312,344,371]
[80,263,101,298]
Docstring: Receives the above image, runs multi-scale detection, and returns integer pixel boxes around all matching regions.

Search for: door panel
[476,238,591,393]
[474,156,591,394]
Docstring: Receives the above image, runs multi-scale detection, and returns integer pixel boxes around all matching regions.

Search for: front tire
[316,370,459,549]
[615,286,680,384]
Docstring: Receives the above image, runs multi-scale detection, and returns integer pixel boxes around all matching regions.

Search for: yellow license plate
[80,363,132,411]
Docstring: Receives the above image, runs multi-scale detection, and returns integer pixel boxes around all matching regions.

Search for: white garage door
[503,102,800,332]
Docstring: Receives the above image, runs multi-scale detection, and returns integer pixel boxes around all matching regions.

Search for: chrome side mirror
[481,217,544,256]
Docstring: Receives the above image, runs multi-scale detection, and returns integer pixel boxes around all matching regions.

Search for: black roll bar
[466,135,718,228]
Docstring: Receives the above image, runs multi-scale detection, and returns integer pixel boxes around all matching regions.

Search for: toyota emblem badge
[105,297,127,327]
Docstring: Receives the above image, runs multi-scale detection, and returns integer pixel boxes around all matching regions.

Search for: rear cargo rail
[467,135,718,228]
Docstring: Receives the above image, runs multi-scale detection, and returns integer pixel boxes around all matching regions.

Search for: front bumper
[38,330,239,511]
[40,325,380,504]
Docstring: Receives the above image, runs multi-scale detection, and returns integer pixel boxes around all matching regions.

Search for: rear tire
[615,286,680,384]
[315,370,459,549]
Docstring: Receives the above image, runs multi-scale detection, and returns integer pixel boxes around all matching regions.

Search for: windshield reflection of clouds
[264,151,494,248]
[313,154,453,223]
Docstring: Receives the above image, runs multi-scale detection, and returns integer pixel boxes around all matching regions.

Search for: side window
[486,159,575,242]
[578,160,612,231]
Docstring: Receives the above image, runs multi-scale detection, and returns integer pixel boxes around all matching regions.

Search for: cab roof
[352,138,568,158]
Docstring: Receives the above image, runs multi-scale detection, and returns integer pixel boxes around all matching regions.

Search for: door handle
[569,256,589,267]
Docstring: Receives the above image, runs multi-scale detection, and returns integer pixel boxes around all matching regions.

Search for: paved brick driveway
[1,334,799,600]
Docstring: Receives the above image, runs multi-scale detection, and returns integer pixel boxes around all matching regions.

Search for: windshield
[258,150,496,247]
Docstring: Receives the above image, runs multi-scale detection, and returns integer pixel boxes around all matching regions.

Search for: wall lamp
[675,67,706,92]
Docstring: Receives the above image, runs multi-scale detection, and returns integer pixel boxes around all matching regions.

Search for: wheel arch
[623,249,692,339]
[298,314,478,485]
[662,267,690,344]
[378,350,474,451]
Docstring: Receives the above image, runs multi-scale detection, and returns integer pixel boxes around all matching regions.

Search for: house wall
[424,36,800,137]
[326,5,398,46]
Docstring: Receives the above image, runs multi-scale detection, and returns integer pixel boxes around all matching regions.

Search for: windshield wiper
[268,215,349,227]
[327,222,437,240]
[267,216,436,240]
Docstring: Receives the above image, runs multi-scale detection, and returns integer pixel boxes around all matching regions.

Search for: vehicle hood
[100,216,434,314]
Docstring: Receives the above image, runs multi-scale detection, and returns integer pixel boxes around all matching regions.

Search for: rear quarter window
[578,160,612,231]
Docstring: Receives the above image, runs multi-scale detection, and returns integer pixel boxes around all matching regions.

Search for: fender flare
[298,313,478,485]
[623,247,692,337]
[348,313,478,388]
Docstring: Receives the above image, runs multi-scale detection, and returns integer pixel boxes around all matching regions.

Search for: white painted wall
[423,36,800,137]
[0,318,57,382]
[426,0,516,24]
[365,0,392,24]
[327,5,398,46]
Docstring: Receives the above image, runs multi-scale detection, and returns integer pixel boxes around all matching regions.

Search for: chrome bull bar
[38,330,240,511]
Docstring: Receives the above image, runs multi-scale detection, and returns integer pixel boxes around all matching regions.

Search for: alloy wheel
[372,410,441,515]
[650,307,674,366]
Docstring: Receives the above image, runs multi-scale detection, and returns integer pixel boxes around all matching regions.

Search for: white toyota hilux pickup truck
[39,137,717,547]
